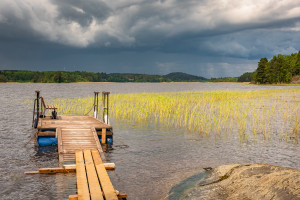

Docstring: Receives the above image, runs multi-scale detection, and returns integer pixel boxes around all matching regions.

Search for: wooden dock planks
[75,149,118,200]
[38,116,112,129]
[83,149,104,200]
[92,150,118,200]
[39,116,110,165]
[76,150,90,200]
[37,115,122,199]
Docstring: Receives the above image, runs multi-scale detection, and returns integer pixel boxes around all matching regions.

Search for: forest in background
[2,50,299,84]
[252,51,300,84]
[238,50,300,84]
[0,71,210,83]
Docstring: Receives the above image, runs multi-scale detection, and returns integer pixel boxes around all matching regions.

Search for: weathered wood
[91,128,103,153]
[37,132,56,136]
[103,163,115,170]
[38,116,112,127]
[40,96,57,110]
[69,194,78,200]
[24,163,115,175]
[38,115,113,166]
[92,150,118,200]
[75,150,90,200]
[60,127,99,163]
[24,171,39,174]
[39,167,75,173]
[101,128,107,144]
[83,149,104,200]
[25,130,39,146]
[97,131,113,136]
[57,128,63,166]
[117,193,127,199]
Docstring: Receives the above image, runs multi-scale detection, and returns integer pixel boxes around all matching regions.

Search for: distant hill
[164,72,207,82]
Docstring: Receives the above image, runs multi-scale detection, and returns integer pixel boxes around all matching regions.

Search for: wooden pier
[28,91,126,200]
[37,115,112,166]
[74,149,118,200]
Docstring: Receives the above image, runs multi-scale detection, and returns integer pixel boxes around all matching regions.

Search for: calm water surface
[0,82,299,200]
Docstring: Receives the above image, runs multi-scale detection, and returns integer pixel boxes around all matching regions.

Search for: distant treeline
[0,71,208,83]
[210,77,238,82]
[239,50,300,84]
[2,51,300,84]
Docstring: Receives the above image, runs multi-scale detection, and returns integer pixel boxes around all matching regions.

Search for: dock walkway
[38,115,112,166]
[74,149,118,200]
[30,91,125,199]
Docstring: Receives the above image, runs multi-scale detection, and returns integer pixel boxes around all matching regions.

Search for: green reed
[30,88,300,141]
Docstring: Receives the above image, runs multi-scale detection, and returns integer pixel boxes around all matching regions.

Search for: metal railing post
[93,91,99,118]
[102,92,110,124]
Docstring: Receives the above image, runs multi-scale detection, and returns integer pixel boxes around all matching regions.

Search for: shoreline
[170,163,300,200]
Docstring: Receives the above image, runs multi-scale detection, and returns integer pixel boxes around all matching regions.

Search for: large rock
[181,164,300,200]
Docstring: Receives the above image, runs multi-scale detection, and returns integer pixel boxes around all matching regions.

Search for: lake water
[0,82,299,200]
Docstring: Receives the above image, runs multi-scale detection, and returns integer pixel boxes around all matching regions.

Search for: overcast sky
[0,0,299,78]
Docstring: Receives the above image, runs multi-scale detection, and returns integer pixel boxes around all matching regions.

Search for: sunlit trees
[254,51,300,84]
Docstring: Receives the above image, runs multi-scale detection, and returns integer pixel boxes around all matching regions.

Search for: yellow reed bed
[44,88,300,141]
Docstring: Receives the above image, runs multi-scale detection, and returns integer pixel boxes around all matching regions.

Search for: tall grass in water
[44,88,300,141]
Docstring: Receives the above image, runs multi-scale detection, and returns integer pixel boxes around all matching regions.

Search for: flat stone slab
[177,164,300,200]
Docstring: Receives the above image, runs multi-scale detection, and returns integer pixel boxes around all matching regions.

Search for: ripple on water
[1,83,300,200]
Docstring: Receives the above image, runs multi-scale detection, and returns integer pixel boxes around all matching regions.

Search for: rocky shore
[180,164,300,200]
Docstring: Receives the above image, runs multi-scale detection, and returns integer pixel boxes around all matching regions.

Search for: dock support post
[102,128,107,144]
[102,92,110,124]
[33,90,40,128]
[93,92,100,118]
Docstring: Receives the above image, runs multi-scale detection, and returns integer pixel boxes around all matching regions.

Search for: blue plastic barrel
[98,135,113,144]
[37,136,58,146]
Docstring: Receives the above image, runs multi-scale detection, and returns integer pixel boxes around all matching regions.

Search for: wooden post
[35,90,40,116]
[57,128,63,166]
[33,90,40,128]
[102,128,107,144]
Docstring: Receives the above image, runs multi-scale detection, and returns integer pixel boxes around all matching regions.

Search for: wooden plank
[62,136,95,138]
[69,194,78,200]
[57,128,63,166]
[75,150,90,200]
[39,167,75,173]
[63,146,96,149]
[25,163,115,175]
[63,141,96,143]
[92,150,118,200]
[39,125,110,129]
[39,124,111,128]
[37,132,56,136]
[63,143,97,146]
[101,128,106,144]
[97,131,113,136]
[91,128,103,153]
[83,149,104,200]
[117,193,127,199]
[24,171,39,174]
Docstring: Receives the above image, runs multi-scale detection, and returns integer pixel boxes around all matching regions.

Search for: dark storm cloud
[51,0,111,27]
[0,0,300,77]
